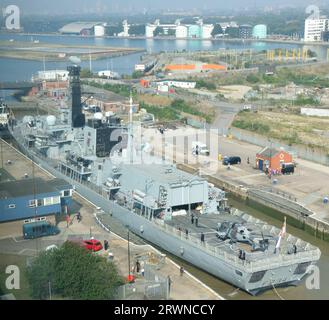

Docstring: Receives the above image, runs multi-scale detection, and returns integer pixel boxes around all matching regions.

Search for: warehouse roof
[0,178,72,199]
[59,22,101,34]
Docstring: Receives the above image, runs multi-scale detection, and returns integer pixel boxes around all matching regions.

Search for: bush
[195,80,216,90]
[246,74,260,84]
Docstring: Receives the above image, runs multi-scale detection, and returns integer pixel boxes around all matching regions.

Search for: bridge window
[8,204,16,209]
[294,262,311,275]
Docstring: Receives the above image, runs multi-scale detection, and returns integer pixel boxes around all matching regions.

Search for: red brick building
[256,147,292,172]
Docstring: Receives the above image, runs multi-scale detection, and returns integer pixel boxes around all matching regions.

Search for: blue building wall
[0,191,71,223]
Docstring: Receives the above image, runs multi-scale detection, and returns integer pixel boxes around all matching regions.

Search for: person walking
[195,216,199,227]
[65,214,70,228]
[180,266,184,276]
[191,214,194,225]
[201,232,205,244]
[185,229,189,239]
[168,276,172,294]
[136,260,141,273]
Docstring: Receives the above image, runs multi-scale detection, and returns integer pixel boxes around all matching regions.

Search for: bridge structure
[0,81,36,90]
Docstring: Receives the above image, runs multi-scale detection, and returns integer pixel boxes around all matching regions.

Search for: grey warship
[7,61,321,295]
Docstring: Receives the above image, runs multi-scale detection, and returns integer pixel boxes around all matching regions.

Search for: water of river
[1,33,329,82]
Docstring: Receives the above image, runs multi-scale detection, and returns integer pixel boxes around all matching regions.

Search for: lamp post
[127,229,132,281]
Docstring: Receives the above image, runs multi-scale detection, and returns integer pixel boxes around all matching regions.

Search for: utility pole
[48,280,52,300]
[128,230,131,279]
[0,139,3,169]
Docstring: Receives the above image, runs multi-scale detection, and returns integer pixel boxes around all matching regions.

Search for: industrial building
[34,70,69,82]
[0,178,73,223]
[145,19,214,39]
[175,25,188,38]
[239,25,252,39]
[188,25,201,38]
[59,22,104,36]
[155,80,196,89]
[255,147,292,172]
[252,24,267,39]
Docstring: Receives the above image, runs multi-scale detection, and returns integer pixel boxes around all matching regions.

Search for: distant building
[252,24,267,39]
[220,21,238,34]
[304,17,329,41]
[59,22,102,36]
[188,25,201,38]
[155,80,196,89]
[176,25,188,38]
[34,70,69,82]
[117,20,130,37]
[94,25,105,37]
[256,147,292,172]
[201,25,214,39]
[0,178,72,223]
[322,30,329,41]
[239,24,252,39]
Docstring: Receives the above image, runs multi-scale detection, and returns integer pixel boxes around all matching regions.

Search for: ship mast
[127,91,134,164]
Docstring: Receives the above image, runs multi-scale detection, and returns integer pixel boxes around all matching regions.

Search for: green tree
[246,74,260,84]
[132,70,144,79]
[211,24,223,37]
[27,242,123,300]
[80,69,93,78]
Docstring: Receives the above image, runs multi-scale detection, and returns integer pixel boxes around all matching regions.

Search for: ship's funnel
[67,64,85,128]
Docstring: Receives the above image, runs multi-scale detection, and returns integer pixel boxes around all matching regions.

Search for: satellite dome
[94,112,103,120]
[69,56,81,65]
[46,115,56,126]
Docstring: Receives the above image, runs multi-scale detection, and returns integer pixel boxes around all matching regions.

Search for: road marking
[18,248,37,255]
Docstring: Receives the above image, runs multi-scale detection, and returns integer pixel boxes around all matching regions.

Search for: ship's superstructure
[0,100,10,130]
[7,60,321,295]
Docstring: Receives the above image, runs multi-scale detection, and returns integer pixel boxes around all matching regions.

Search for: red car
[82,239,103,252]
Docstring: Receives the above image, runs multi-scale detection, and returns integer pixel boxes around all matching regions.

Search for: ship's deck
[165,211,279,259]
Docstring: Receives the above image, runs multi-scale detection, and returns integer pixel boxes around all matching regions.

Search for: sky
[0,0,328,15]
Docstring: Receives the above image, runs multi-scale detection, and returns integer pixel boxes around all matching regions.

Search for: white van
[192,141,210,156]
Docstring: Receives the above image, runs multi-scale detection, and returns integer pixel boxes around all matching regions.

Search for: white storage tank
[94,25,105,37]
[176,25,188,38]
[202,24,214,39]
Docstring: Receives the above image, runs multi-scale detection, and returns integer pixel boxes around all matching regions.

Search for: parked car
[23,221,60,239]
[222,156,241,165]
[82,239,103,252]
[281,163,295,175]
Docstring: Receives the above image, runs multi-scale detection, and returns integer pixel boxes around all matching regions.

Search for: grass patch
[232,110,329,151]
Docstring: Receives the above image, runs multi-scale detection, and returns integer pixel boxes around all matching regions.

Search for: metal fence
[116,264,169,300]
